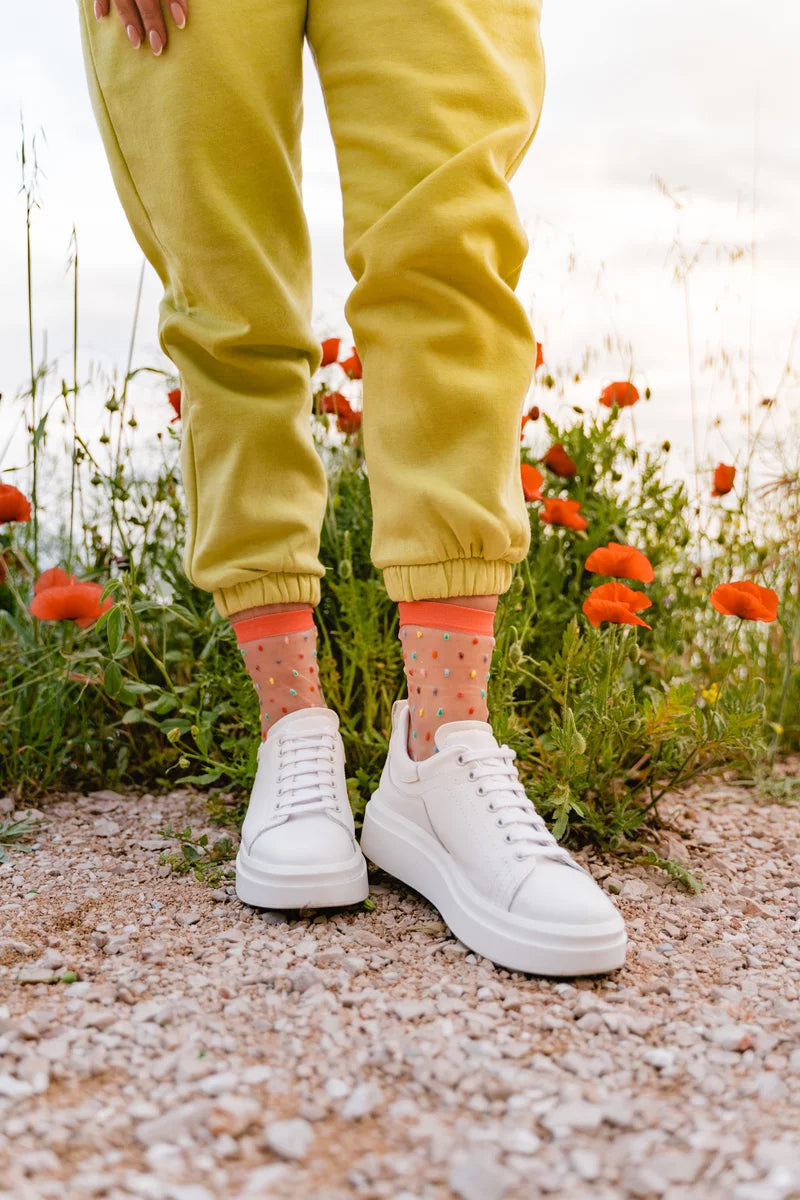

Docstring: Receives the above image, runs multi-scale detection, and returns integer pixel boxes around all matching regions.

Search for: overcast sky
[2,1,798,487]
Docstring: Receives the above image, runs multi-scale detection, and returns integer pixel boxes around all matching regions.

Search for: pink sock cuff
[397,600,496,638]
[231,607,315,644]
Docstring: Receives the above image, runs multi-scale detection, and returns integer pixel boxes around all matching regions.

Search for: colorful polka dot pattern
[399,613,494,762]
[234,621,325,741]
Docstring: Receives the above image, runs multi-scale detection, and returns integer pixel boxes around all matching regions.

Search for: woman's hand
[93,0,188,56]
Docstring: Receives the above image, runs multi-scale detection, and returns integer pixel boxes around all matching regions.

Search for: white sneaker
[360,700,627,976]
[235,706,369,909]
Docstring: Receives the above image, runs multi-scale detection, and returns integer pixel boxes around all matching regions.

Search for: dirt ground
[1,767,799,1200]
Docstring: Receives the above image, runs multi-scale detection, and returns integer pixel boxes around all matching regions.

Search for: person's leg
[397,598,497,756]
[306,0,543,753]
[311,0,627,970]
[306,0,542,607]
[78,1,368,905]
[77,0,327,627]
[228,601,328,741]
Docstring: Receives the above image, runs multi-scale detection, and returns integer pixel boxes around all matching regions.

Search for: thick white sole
[360,794,627,977]
[235,844,369,910]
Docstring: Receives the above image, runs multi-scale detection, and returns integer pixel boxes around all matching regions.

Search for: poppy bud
[508,641,524,666]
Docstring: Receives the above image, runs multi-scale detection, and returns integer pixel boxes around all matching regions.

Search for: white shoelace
[457,744,577,867]
[273,730,340,817]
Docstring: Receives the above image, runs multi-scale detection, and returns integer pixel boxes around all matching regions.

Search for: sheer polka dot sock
[397,600,496,762]
[230,607,326,741]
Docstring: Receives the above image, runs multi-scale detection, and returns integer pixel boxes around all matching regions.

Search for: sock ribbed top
[397,600,495,638]
[231,608,315,644]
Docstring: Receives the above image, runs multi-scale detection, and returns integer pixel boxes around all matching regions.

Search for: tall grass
[2,132,798,889]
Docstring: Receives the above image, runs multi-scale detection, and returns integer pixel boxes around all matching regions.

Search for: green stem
[22,120,39,573]
[68,226,79,572]
[713,618,744,708]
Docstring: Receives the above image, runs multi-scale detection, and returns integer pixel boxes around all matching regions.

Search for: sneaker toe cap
[510,858,623,927]
[248,815,357,869]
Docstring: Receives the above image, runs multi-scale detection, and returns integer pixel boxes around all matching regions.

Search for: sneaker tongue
[433,720,499,754]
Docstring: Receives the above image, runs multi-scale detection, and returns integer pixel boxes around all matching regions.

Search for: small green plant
[0,813,42,863]
[158,823,236,887]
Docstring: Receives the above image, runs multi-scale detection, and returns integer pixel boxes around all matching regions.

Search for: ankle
[406,727,439,762]
[232,606,325,740]
[397,599,494,755]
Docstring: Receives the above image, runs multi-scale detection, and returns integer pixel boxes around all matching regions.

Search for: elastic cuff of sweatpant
[381,558,514,602]
[212,572,322,619]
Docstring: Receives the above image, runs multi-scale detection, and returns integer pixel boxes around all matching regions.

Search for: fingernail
[126,23,141,47]
[93,0,103,19]
[170,2,186,28]
[149,29,163,55]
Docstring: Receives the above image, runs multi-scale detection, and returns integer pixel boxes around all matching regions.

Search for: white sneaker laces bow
[273,730,340,817]
[457,744,576,867]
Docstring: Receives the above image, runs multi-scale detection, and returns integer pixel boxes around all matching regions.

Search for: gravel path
[1,770,799,1200]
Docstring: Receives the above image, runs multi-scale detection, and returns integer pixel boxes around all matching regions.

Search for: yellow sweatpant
[77,0,546,619]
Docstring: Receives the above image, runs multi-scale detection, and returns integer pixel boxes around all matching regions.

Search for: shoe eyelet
[496,818,504,828]
[476,785,484,796]
[504,834,513,843]
[487,802,496,813]
[457,754,464,765]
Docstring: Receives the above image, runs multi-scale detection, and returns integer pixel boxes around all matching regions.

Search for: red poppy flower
[34,566,76,594]
[0,483,32,523]
[587,581,652,611]
[339,346,362,379]
[520,463,544,502]
[583,582,652,629]
[30,576,114,628]
[599,381,640,409]
[337,409,362,435]
[710,580,779,623]
[712,463,736,497]
[320,337,341,367]
[585,542,654,584]
[583,597,652,630]
[320,391,353,419]
[539,498,587,531]
[535,342,544,370]
[542,443,577,478]
[167,388,181,423]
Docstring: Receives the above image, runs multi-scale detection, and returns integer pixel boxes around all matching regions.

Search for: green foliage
[2,139,799,888]
[0,813,42,863]
[158,823,236,887]
[2,390,794,890]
